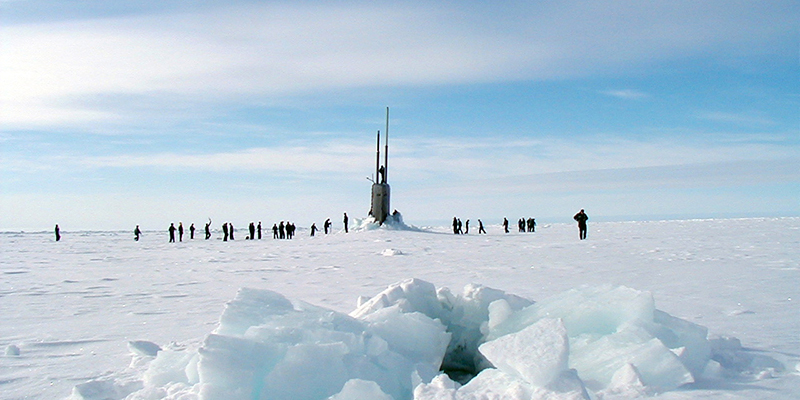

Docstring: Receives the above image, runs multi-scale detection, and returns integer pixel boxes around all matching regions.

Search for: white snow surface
[1,217,799,399]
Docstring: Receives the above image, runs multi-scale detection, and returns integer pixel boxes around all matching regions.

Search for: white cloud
[601,89,649,100]
[698,112,777,127]
[1,1,795,127]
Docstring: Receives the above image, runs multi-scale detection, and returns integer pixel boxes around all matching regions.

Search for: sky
[1,0,798,231]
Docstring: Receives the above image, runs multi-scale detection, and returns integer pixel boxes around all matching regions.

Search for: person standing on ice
[452,217,458,234]
[574,209,588,240]
[310,223,318,236]
[229,223,235,240]
[222,222,229,241]
[478,219,486,234]
[343,213,349,233]
[257,221,262,240]
[279,221,285,239]
[324,219,331,234]
[248,222,255,240]
[503,218,509,233]
[178,222,184,242]
[168,223,176,243]
[272,223,278,239]
[134,225,142,241]
[464,219,470,234]
[205,220,211,240]
[54,224,61,241]
[189,223,195,239]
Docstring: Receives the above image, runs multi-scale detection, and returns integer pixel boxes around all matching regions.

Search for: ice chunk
[570,324,693,391]
[197,333,287,400]
[5,344,20,356]
[362,305,451,370]
[455,368,533,399]
[478,318,569,387]
[487,285,655,340]
[650,309,711,379]
[215,288,295,336]
[329,379,394,400]
[596,363,649,398]
[413,374,459,400]
[128,340,162,357]
[143,349,196,386]
[68,378,143,400]
[351,278,444,320]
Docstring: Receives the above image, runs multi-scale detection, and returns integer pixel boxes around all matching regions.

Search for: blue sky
[1,0,798,231]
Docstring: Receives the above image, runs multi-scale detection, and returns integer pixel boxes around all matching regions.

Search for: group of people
[156,213,350,242]
[451,217,487,235]
[518,218,536,233]
[55,210,589,242]
[167,222,196,242]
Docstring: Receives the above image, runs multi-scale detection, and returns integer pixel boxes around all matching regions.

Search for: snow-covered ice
[1,217,798,399]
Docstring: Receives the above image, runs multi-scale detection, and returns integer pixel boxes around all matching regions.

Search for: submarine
[370,107,391,225]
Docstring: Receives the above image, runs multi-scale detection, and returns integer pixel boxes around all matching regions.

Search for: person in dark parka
[574,209,589,240]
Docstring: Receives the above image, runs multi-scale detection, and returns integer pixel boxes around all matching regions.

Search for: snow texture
[1,217,798,400]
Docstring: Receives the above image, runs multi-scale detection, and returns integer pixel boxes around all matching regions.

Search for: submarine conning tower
[370,107,391,225]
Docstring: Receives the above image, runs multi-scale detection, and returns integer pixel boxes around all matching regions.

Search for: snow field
[0,217,798,399]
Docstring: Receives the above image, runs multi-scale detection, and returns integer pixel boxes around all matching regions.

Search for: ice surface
[120,284,453,400]
[478,318,569,387]
[2,218,798,399]
[328,379,394,400]
[85,279,785,400]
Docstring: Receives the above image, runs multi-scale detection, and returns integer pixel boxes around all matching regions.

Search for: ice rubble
[71,279,783,400]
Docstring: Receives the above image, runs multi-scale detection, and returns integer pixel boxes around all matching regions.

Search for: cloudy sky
[1,0,798,231]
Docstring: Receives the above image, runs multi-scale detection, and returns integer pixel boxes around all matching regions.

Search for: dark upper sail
[370,107,391,224]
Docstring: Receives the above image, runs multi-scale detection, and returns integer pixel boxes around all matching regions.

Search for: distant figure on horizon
[452,217,458,235]
[343,213,349,233]
[574,209,588,240]
[178,222,184,242]
[279,221,286,239]
[222,222,229,241]
[249,222,256,240]
[229,223,234,240]
[530,218,536,233]
[478,219,486,234]
[205,220,211,240]
[324,219,332,234]
[518,218,525,233]
[134,225,142,241]
[503,218,509,234]
[257,222,262,240]
[310,223,318,236]
[464,219,470,234]
[189,223,195,239]
[168,223,176,243]
[286,222,294,239]
[55,224,61,242]
[272,223,279,239]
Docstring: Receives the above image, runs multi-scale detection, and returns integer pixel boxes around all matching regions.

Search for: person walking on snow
[574,209,589,240]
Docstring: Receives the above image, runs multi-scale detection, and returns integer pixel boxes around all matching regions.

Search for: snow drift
[69,279,784,400]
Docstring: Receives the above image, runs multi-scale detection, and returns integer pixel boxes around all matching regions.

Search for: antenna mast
[384,107,389,183]
[375,130,380,183]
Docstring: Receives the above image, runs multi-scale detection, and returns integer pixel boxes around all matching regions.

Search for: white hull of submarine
[370,108,391,225]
